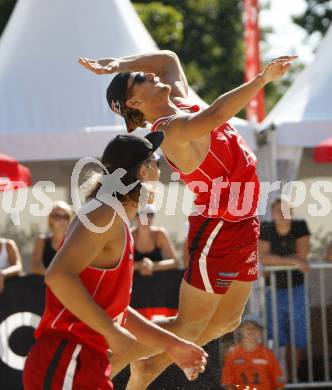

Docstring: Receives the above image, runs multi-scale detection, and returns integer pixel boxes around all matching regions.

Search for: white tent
[258,24,332,180]
[0,0,255,162]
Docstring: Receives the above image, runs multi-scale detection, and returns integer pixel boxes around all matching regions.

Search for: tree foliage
[293,0,332,36]
[0,0,305,115]
[133,1,245,103]
[0,0,16,37]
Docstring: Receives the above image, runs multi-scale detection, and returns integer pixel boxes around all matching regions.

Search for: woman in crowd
[131,205,181,320]
[0,237,22,293]
[259,197,310,380]
[133,205,179,276]
[31,201,72,275]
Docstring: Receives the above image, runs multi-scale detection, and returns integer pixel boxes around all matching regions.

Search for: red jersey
[151,103,259,222]
[35,222,134,356]
[221,344,285,390]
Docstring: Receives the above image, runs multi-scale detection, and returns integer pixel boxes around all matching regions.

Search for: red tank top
[151,103,259,222]
[35,222,134,355]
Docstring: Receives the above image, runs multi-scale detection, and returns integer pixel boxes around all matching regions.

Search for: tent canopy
[0,0,255,162]
[259,24,332,148]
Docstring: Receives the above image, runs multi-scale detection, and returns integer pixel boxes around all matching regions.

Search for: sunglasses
[50,213,70,221]
[127,72,147,96]
[132,72,147,85]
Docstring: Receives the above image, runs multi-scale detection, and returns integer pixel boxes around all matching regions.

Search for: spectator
[0,237,22,293]
[31,201,72,275]
[221,314,285,390]
[130,206,181,320]
[132,206,179,275]
[259,197,310,377]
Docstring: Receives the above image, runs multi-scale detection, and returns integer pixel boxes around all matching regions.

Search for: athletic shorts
[23,332,113,390]
[184,215,260,294]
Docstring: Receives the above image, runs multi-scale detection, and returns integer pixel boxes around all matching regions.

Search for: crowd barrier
[253,263,332,389]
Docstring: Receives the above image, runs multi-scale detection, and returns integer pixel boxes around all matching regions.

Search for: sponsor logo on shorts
[252,358,268,365]
[245,251,257,263]
[218,272,239,277]
[247,265,258,275]
[216,279,232,287]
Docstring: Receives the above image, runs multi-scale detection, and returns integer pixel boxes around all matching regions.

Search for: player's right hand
[78,57,120,75]
[165,339,208,381]
[260,56,297,83]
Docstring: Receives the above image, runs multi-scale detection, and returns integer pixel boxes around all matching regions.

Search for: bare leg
[126,280,221,389]
[127,281,252,390]
[111,342,157,378]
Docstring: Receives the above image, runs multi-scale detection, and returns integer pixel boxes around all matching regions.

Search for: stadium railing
[251,263,332,388]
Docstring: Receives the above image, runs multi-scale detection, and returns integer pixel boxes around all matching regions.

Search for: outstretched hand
[78,57,120,75]
[261,56,298,84]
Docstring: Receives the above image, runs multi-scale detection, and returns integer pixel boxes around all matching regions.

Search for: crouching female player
[23,131,207,390]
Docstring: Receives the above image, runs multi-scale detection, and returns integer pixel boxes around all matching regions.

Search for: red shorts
[184,215,260,294]
[23,332,113,390]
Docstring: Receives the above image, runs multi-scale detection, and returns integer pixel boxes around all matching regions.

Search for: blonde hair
[48,200,73,231]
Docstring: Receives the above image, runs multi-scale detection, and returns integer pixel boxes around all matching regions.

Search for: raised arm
[79,50,188,99]
[163,56,297,143]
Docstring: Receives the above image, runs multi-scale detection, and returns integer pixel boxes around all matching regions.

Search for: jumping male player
[80,51,295,388]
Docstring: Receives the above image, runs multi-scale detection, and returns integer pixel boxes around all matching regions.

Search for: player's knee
[225,317,241,334]
[208,317,242,340]
[177,317,210,341]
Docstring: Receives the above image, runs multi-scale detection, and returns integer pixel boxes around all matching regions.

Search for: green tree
[133,1,245,104]
[0,0,285,116]
[293,0,332,36]
[134,2,183,50]
[0,0,16,37]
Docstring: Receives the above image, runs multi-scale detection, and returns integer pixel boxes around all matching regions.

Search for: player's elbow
[45,267,64,288]
[161,50,178,59]
[161,50,180,66]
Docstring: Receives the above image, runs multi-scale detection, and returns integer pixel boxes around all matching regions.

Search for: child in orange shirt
[221,314,285,390]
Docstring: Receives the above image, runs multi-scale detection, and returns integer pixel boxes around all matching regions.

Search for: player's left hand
[78,57,120,75]
[165,339,208,381]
